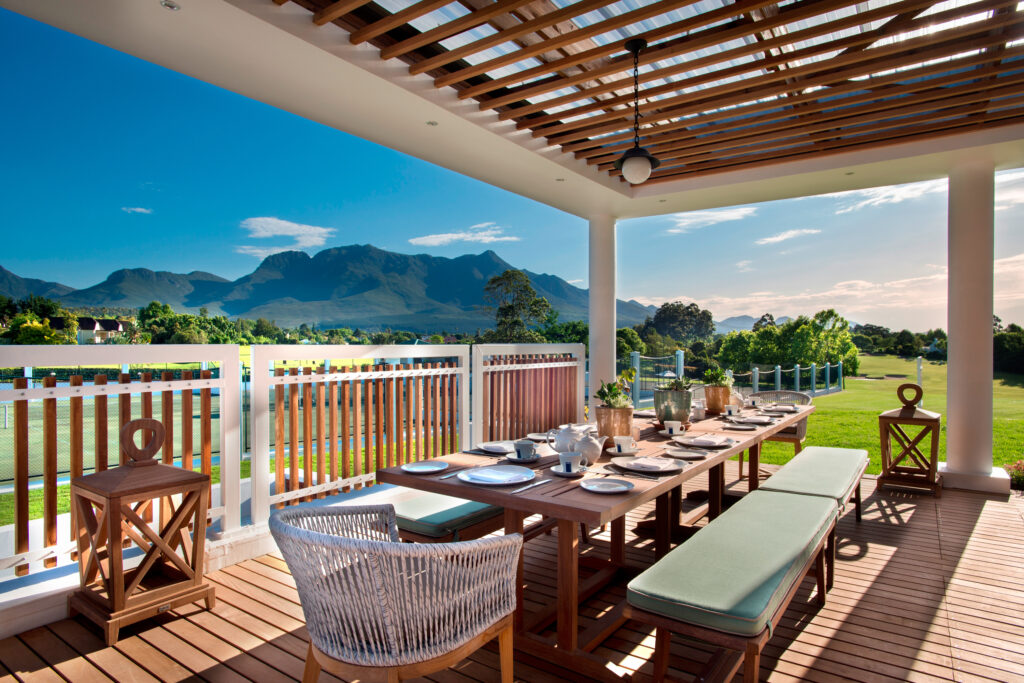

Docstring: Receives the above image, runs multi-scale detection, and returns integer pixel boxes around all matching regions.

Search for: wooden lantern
[878,384,943,496]
[69,418,215,645]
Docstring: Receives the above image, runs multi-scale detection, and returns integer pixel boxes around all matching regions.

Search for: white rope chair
[741,390,813,479]
[270,504,522,683]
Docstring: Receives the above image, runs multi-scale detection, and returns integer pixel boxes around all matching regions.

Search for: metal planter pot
[654,389,693,424]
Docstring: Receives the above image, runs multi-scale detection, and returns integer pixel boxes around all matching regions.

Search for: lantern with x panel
[70,418,215,645]
[878,384,943,497]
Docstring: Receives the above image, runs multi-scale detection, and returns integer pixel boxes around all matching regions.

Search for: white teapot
[547,423,593,453]
[571,433,607,463]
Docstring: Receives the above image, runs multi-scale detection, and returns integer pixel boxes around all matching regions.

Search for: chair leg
[794,441,803,455]
[499,624,514,683]
[743,641,761,682]
[815,548,827,606]
[580,523,590,544]
[302,643,322,683]
[854,482,863,522]
[652,627,671,681]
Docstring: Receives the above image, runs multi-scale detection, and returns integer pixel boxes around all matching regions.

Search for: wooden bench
[625,490,838,681]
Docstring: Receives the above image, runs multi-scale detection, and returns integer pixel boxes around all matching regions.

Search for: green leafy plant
[658,377,692,391]
[1007,459,1024,490]
[595,368,636,409]
[703,366,734,388]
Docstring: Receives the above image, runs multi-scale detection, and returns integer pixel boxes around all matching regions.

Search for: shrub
[1007,460,1024,490]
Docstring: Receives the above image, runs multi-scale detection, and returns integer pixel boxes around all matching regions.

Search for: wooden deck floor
[1,468,1022,682]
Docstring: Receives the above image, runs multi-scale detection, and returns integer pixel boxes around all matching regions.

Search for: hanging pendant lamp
[614,38,659,185]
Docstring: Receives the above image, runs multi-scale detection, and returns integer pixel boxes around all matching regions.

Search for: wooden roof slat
[426,0,709,85]
[598,76,1024,171]
[523,0,1016,136]
[644,101,1024,182]
[455,0,785,100]
[408,0,627,77]
[313,0,374,25]
[577,51,1024,161]
[379,0,539,60]
[349,0,454,45]
[501,0,932,125]
[535,11,1024,143]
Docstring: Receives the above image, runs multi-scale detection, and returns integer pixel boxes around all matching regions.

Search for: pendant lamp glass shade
[614,37,659,185]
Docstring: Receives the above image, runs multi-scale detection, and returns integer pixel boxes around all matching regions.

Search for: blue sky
[2,7,1022,332]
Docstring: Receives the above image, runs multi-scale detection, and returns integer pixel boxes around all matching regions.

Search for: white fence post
[825,363,831,393]
[675,350,685,379]
[794,364,800,392]
[775,365,781,391]
[810,363,817,396]
[838,361,844,390]
[752,367,759,393]
[630,351,641,408]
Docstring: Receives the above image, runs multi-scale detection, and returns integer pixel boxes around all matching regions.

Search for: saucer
[401,461,449,474]
[658,429,687,438]
[606,446,640,456]
[505,453,541,464]
[550,465,588,478]
[580,478,634,494]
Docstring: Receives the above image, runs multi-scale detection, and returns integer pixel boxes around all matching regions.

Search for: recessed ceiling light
[425,120,438,126]
[160,0,181,10]
[555,178,565,182]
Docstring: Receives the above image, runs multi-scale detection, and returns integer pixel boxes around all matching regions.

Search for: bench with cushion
[393,492,504,543]
[625,490,837,682]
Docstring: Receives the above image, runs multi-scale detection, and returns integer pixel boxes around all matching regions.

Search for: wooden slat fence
[471,344,586,447]
[0,370,221,576]
[254,354,468,511]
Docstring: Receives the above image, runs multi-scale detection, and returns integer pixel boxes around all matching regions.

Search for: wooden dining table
[376,404,814,681]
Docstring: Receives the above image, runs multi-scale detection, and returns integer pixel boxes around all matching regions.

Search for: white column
[940,159,1009,493]
[588,214,617,401]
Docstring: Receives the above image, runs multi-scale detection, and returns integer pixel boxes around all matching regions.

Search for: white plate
[457,465,535,486]
[673,435,735,449]
[526,433,551,442]
[580,478,635,494]
[550,465,588,478]
[732,416,773,425]
[724,424,757,431]
[606,446,640,456]
[663,445,707,460]
[401,461,449,474]
[477,441,515,454]
[505,453,541,464]
[658,429,686,438]
[611,456,684,474]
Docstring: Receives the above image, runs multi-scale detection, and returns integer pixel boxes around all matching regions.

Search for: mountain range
[0,246,658,332]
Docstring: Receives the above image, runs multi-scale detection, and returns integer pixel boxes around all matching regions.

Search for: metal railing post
[775,365,781,391]
[752,367,759,393]
[916,356,923,405]
[794,364,800,392]
[838,361,844,390]
[630,351,641,408]
[825,362,831,393]
[675,349,685,379]
[810,363,817,396]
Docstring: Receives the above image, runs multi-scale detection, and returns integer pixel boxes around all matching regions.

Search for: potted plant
[654,377,693,425]
[593,368,636,442]
[702,366,733,415]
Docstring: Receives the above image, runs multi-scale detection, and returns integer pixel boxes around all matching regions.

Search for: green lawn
[758,354,1024,474]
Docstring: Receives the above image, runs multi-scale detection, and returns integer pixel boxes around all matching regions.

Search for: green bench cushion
[393,492,502,539]
[759,446,868,505]
[627,490,836,637]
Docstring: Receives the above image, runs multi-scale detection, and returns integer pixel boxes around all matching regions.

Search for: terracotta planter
[704,386,731,415]
[654,389,693,424]
[593,406,633,446]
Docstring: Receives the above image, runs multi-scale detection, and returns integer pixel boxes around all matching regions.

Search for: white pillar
[940,159,1009,493]
[588,214,617,401]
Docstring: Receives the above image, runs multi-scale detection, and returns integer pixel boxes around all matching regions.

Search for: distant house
[50,317,124,344]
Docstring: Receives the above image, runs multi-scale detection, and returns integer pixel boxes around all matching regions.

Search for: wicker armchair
[270,505,522,683]
[741,391,813,478]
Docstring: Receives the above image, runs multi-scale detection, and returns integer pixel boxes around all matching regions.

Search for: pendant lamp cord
[632,47,641,148]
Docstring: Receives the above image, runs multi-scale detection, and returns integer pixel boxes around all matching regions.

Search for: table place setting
[611,455,684,474]
[400,460,450,474]
[672,433,735,449]
[662,445,709,460]
[456,465,535,486]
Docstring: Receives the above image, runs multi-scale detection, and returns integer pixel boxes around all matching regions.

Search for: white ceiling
[5,0,1024,219]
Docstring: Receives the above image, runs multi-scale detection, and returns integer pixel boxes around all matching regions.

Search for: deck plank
[0,474,1022,682]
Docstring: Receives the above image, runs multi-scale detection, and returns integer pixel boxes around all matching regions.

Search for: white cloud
[409,223,519,247]
[624,252,1024,326]
[121,207,153,214]
[822,169,1024,214]
[235,216,336,259]
[736,260,753,272]
[755,229,821,245]
[567,279,584,285]
[666,206,757,234]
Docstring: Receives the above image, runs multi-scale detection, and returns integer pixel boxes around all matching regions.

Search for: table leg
[670,485,681,526]
[610,516,625,566]
[748,442,761,491]
[655,492,671,559]
[505,509,526,632]
[557,519,579,651]
[709,463,724,520]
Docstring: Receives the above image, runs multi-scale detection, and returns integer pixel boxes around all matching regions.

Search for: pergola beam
[313,0,372,26]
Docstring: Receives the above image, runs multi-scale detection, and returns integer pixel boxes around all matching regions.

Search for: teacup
[558,452,587,474]
[746,397,759,408]
[613,435,637,453]
[512,439,537,460]
[725,404,738,417]
[664,420,683,435]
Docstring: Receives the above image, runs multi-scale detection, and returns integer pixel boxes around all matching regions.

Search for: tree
[482,269,551,343]
[615,327,646,357]
[645,301,715,343]
[994,315,1004,334]
[0,295,16,325]
[752,313,776,331]
[851,333,874,352]
[894,329,918,357]
[717,331,752,370]
[2,312,66,344]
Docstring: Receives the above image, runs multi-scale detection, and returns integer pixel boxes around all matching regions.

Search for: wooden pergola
[279,0,1024,184]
